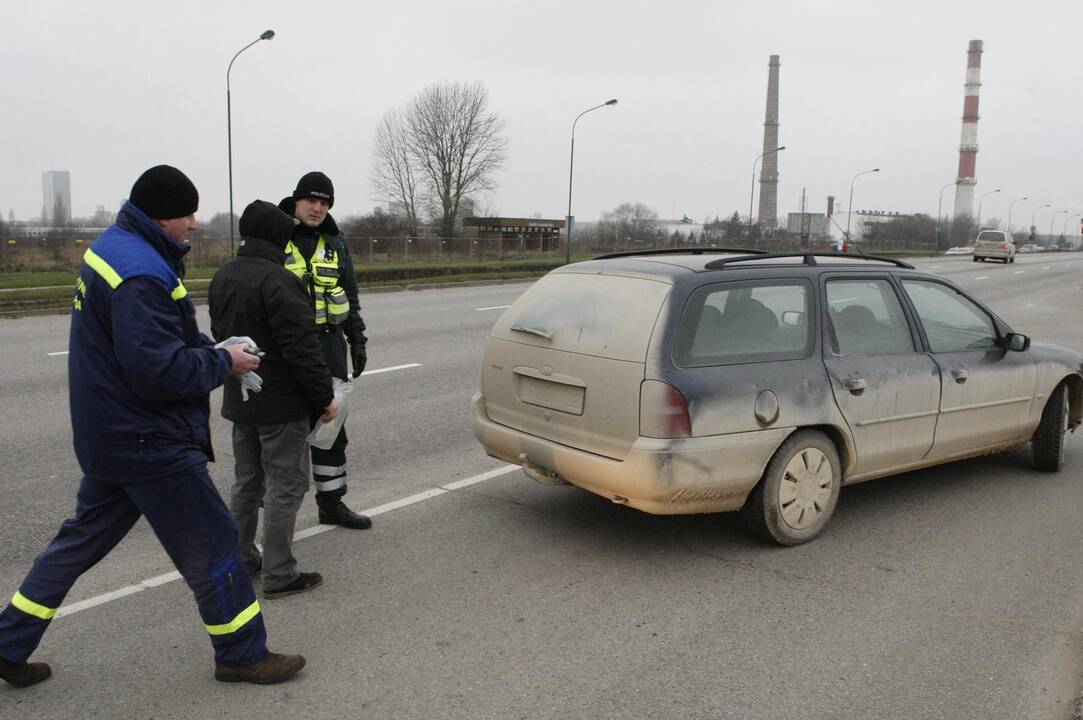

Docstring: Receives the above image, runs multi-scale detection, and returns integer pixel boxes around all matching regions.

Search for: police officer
[278,172,371,529]
[0,166,304,687]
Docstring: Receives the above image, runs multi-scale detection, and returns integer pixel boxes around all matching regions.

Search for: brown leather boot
[0,657,52,688]
[214,652,305,684]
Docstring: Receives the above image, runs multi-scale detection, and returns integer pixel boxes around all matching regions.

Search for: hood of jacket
[115,201,191,269]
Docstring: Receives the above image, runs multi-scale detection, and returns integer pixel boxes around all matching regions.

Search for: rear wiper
[510,324,552,340]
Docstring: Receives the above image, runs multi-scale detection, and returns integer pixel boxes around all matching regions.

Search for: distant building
[42,170,72,225]
[462,216,565,251]
[91,205,114,226]
[827,209,911,239]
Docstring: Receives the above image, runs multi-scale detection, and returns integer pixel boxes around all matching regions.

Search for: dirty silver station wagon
[471,250,1083,545]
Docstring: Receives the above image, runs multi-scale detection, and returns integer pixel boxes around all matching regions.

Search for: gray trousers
[230,419,311,591]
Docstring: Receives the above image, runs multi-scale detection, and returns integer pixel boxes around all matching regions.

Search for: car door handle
[843,378,867,393]
[950,369,969,384]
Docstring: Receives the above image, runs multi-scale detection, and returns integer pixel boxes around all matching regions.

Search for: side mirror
[1003,333,1030,352]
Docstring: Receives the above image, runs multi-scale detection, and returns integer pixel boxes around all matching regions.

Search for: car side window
[901,279,997,352]
[825,279,915,354]
[674,280,811,367]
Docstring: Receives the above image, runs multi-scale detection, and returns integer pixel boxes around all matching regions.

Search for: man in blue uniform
[0,166,304,688]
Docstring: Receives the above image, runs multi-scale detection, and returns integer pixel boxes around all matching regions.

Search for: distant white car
[945,246,974,255]
[1020,243,1045,253]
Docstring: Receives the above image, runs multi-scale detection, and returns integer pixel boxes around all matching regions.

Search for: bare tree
[371,81,508,239]
[371,109,422,237]
[600,202,660,245]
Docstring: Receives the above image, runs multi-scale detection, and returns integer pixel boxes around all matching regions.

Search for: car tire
[1032,384,1069,472]
[972,256,979,262]
[741,430,841,546]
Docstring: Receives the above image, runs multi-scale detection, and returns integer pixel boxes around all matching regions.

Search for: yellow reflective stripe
[11,591,57,621]
[84,249,123,289]
[204,600,261,636]
[171,281,188,301]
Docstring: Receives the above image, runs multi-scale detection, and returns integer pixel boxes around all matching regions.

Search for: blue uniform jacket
[69,202,232,480]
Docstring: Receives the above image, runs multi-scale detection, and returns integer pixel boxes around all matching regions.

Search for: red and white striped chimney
[953,39,983,219]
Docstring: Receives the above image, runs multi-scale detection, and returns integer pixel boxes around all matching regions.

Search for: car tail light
[640,380,692,438]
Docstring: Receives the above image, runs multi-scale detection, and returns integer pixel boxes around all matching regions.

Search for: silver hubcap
[778,448,834,530]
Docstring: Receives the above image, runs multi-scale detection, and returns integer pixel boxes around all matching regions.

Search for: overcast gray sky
[2,0,1080,227]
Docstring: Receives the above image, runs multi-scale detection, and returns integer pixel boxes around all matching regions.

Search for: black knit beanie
[239,200,294,251]
[291,171,334,208]
[129,165,199,219]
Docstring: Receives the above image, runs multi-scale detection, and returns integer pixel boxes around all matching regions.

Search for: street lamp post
[845,168,880,244]
[1006,196,1028,235]
[227,29,275,256]
[1030,203,1051,243]
[976,188,1001,230]
[748,145,786,233]
[1050,209,1068,244]
[566,98,618,264]
[936,180,960,250]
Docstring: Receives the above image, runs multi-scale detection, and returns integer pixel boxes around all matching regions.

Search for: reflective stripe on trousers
[0,464,267,666]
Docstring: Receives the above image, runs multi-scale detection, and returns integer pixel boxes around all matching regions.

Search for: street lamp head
[604,98,618,106]
[260,30,275,40]
[776,145,786,151]
[872,168,880,173]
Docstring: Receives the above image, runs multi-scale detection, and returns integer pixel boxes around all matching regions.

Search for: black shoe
[263,572,323,599]
[215,652,305,684]
[318,500,372,530]
[0,657,52,688]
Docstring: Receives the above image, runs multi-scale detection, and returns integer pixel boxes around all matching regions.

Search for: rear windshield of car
[976,231,1007,244]
[673,279,813,367]
[490,271,672,362]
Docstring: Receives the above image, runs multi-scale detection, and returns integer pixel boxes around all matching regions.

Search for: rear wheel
[972,256,979,262]
[741,430,841,546]
[1032,385,1069,472]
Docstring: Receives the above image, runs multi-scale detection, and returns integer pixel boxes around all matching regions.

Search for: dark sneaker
[318,500,372,530]
[263,572,323,599]
[0,657,52,688]
[214,652,305,684]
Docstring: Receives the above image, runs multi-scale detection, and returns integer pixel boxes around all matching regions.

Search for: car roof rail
[703,252,915,270]
[592,246,768,260]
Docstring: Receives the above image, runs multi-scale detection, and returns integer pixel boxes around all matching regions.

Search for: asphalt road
[1,254,1081,719]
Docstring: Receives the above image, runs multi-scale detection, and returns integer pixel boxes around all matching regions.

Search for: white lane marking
[47,351,69,357]
[476,305,510,311]
[1042,266,1051,270]
[52,464,520,619]
[974,276,990,280]
[360,363,422,376]
[929,265,943,269]
[1014,270,1025,274]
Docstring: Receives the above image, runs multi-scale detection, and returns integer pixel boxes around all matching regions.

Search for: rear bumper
[471,392,791,514]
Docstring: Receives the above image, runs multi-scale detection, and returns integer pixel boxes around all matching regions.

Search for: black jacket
[209,237,334,425]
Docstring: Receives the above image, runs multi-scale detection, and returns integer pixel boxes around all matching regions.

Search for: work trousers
[231,420,310,591]
[0,462,267,667]
[312,425,349,503]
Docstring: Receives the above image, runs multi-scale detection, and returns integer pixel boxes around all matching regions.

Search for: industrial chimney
[953,39,983,219]
[757,55,781,230]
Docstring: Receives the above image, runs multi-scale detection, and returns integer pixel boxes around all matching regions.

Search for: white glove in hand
[214,336,264,401]
[239,371,263,402]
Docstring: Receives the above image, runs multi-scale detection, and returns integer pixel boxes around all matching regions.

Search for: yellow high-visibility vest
[283,236,348,325]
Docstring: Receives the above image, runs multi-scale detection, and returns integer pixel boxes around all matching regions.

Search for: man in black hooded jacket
[278,172,371,530]
[209,200,338,598]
